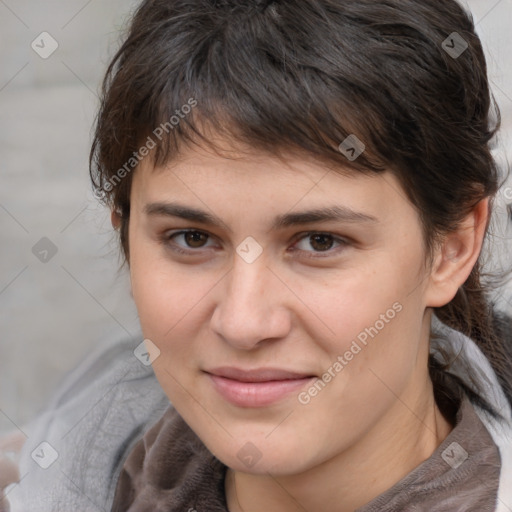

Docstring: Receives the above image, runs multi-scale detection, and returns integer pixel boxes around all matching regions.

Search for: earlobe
[425,198,489,308]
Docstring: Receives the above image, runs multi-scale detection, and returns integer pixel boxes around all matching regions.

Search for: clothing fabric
[111,390,501,512]
[7,335,170,512]
[6,320,512,511]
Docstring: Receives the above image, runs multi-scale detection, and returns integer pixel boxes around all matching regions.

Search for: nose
[210,255,292,351]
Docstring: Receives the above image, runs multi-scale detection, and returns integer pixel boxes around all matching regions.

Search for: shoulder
[112,403,227,512]
[7,334,170,512]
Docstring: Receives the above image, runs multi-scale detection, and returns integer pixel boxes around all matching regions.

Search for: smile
[204,367,316,407]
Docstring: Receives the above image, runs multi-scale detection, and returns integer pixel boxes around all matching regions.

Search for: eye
[291,232,348,258]
[163,230,217,254]
[161,229,349,258]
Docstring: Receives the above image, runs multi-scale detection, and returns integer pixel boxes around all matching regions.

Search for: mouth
[204,367,317,408]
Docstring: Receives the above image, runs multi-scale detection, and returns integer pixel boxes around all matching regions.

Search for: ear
[424,198,489,308]
[111,209,122,230]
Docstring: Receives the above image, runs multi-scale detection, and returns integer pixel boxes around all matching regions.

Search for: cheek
[297,296,423,454]
[299,252,426,398]
[128,246,208,401]
[293,260,416,353]
[129,235,206,337]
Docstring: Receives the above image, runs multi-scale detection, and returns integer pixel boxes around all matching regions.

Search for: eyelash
[160,229,349,259]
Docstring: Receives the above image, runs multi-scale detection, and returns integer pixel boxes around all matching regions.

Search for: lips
[204,367,316,407]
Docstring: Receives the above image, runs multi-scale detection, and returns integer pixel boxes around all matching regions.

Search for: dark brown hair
[89,0,512,418]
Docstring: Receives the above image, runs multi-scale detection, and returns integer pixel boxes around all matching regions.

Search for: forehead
[129,134,416,228]
[137,140,378,191]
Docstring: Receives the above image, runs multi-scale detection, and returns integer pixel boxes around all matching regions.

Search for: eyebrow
[144,201,378,232]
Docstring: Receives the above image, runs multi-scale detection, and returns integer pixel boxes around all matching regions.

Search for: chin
[205,433,317,476]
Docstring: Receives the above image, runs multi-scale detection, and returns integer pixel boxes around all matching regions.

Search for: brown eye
[162,230,216,255]
[308,234,335,251]
[183,231,209,248]
[292,232,348,258]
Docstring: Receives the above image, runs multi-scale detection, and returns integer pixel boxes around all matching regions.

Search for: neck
[225,377,453,512]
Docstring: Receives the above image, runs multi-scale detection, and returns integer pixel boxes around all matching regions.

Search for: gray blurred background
[1,0,512,435]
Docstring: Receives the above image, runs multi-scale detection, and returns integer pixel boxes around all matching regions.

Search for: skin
[0,430,26,510]
[119,135,488,512]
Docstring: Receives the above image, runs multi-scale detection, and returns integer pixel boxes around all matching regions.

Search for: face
[128,139,436,476]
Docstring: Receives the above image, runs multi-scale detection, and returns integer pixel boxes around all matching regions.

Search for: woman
[5,0,512,510]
